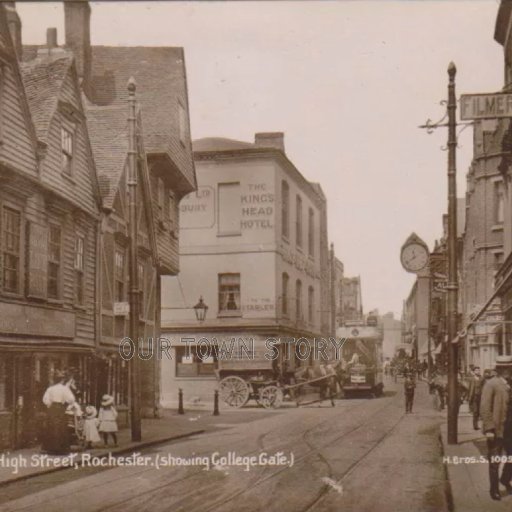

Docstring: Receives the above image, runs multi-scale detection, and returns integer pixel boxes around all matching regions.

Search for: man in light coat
[480,355,512,501]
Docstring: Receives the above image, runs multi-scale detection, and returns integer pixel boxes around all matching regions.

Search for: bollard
[213,389,220,416]
[178,388,184,415]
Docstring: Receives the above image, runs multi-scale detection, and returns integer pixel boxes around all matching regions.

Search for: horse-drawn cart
[217,357,340,409]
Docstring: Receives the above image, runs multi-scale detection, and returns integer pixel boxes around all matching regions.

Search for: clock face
[401,243,428,272]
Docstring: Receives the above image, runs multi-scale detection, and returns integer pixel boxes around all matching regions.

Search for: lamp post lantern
[194,296,208,322]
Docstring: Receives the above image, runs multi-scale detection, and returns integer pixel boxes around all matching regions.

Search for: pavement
[0,406,280,487]
[441,403,512,511]
[3,379,496,512]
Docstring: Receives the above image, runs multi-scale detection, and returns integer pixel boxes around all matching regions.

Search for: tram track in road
[200,393,404,512]
[298,407,405,512]
[0,394,399,512]
[95,398,387,512]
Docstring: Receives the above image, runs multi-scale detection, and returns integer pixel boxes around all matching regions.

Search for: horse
[292,362,340,402]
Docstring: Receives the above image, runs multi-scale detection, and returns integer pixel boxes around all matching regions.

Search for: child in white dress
[98,395,118,447]
[83,405,101,449]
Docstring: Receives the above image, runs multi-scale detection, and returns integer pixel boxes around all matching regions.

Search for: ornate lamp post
[419,63,461,444]
[193,296,208,322]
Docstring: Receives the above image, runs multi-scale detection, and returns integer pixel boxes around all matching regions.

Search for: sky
[17,1,504,318]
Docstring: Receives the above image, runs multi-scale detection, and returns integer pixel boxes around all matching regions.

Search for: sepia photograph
[0,0,511,510]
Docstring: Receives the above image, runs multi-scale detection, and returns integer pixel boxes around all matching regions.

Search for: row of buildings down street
[402,1,512,373]
[0,1,197,449]
[0,1,367,450]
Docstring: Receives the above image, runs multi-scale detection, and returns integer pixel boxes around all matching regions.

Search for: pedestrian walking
[468,366,483,430]
[98,395,119,447]
[83,405,101,449]
[404,373,416,413]
[42,370,76,455]
[480,355,512,501]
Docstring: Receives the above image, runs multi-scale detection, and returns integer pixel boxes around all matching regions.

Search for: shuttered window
[74,235,85,304]
[2,206,21,293]
[47,225,61,299]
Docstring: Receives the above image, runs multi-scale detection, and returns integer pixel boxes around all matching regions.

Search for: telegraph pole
[446,62,459,444]
[127,77,141,442]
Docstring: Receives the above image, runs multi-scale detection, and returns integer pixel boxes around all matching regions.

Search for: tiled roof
[85,103,128,208]
[23,44,196,195]
[193,137,255,152]
[89,46,195,192]
[20,55,73,143]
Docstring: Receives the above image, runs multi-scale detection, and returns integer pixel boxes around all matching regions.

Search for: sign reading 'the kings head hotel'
[460,92,512,120]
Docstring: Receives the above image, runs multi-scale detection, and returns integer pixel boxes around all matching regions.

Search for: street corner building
[0,1,196,449]
[160,134,332,407]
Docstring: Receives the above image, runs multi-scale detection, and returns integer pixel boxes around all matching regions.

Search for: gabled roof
[89,46,195,191]
[193,137,255,152]
[23,44,197,195]
[85,103,128,209]
[0,5,39,162]
[20,54,73,143]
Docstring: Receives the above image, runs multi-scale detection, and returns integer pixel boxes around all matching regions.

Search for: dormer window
[61,126,74,174]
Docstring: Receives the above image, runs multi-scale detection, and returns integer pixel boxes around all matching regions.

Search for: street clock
[400,233,429,274]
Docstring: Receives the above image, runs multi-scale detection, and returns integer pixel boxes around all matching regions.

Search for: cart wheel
[219,376,250,408]
[259,385,283,409]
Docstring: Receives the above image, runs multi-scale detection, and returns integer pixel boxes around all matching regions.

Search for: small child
[83,405,101,449]
[98,394,118,447]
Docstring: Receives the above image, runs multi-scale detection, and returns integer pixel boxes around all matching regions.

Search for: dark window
[295,279,302,321]
[296,195,303,248]
[282,181,289,239]
[114,248,125,302]
[218,273,241,314]
[495,181,505,224]
[308,208,314,257]
[2,206,21,293]
[308,286,314,324]
[175,344,218,378]
[282,273,289,316]
[48,225,61,299]
[74,235,85,304]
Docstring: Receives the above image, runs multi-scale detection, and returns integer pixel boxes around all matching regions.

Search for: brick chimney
[254,132,285,153]
[4,2,22,57]
[64,0,91,89]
